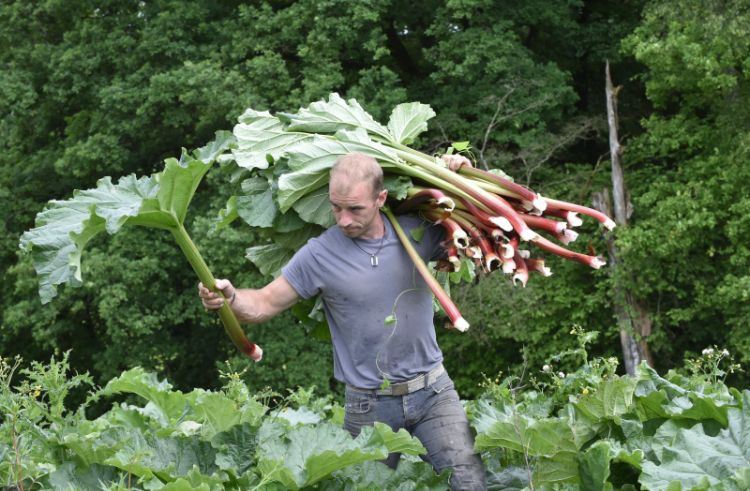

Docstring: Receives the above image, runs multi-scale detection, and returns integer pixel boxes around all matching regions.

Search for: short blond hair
[330,153,384,197]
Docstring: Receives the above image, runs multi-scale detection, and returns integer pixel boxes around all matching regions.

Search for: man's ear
[377,189,388,207]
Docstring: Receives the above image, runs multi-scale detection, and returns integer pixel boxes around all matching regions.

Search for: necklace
[352,227,386,267]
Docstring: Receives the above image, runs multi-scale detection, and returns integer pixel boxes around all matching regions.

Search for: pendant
[370,255,379,267]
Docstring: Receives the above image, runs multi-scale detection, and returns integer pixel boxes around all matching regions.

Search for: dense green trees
[1,0,747,398]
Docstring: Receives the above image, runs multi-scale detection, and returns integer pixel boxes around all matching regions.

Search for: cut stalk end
[452,317,470,332]
[512,272,529,287]
[436,196,456,212]
[590,256,607,269]
[489,216,513,232]
[533,196,547,213]
[604,218,616,231]
[567,212,583,227]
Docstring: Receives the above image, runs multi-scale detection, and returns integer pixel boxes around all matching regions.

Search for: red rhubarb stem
[384,206,469,332]
[544,198,616,230]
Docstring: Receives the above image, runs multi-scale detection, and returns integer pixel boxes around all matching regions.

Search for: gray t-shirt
[282,214,445,388]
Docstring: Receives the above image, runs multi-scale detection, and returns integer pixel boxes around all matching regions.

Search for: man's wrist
[229,290,237,306]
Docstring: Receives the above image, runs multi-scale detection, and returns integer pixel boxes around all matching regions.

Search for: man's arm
[198,275,300,324]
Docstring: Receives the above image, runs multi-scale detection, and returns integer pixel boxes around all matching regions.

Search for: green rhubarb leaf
[216,195,239,229]
[188,389,244,437]
[245,243,296,277]
[639,391,750,490]
[46,462,122,490]
[366,422,426,456]
[277,134,399,212]
[634,364,734,425]
[472,399,579,485]
[255,420,424,490]
[19,174,164,303]
[211,423,258,476]
[236,176,278,228]
[573,376,637,425]
[578,440,614,491]
[323,460,451,490]
[103,432,217,482]
[386,102,436,145]
[19,133,228,304]
[383,174,413,200]
[232,109,314,170]
[292,186,334,228]
[281,92,391,141]
[192,130,235,164]
[102,368,190,428]
[410,225,426,243]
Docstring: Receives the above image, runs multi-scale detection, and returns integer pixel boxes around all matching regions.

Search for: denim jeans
[344,371,487,490]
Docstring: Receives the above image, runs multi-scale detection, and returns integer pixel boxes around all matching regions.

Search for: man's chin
[340,227,361,238]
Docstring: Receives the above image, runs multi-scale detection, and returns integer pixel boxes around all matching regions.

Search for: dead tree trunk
[593,61,654,375]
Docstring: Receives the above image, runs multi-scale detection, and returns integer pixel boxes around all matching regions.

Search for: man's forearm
[231,289,271,324]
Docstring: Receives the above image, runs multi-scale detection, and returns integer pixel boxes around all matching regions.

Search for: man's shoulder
[395,213,429,230]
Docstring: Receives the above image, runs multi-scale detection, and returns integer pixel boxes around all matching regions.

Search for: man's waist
[346,364,446,396]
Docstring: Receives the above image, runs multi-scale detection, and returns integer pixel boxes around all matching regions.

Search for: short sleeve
[281,243,324,300]
[424,220,447,261]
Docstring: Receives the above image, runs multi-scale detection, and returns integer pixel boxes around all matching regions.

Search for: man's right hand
[198,279,235,311]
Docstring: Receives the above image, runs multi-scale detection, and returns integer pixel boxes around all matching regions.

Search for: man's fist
[441,154,472,172]
[198,279,235,311]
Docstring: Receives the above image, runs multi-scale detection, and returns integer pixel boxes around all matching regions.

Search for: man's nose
[337,211,352,227]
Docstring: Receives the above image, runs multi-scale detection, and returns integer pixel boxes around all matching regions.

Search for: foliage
[616,0,750,374]
[2,0,749,409]
[0,355,443,490]
[3,334,750,489]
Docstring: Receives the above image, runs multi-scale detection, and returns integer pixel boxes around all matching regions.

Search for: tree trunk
[594,61,654,375]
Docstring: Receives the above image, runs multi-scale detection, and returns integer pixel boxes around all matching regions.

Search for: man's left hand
[441,154,472,172]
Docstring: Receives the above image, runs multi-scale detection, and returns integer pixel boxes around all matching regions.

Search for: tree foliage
[1,0,747,399]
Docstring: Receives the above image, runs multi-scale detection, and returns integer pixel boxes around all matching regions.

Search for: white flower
[542,364,551,373]
[558,372,566,378]
[722,349,730,356]
[702,348,714,356]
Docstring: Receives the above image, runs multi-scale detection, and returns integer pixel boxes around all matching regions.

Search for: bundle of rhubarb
[223,93,614,333]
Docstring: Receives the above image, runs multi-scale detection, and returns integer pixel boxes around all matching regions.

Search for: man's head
[329,153,387,239]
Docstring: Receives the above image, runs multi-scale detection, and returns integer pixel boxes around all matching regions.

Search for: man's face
[329,178,387,238]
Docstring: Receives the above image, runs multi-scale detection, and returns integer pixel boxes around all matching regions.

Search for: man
[199,152,486,489]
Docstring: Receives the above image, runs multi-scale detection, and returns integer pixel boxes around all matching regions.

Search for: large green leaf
[19,135,229,304]
[46,462,122,490]
[211,423,257,476]
[386,102,436,145]
[19,174,164,303]
[255,421,425,490]
[281,92,391,141]
[102,368,191,428]
[236,176,279,228]
[292,186,334,228]
[245,243,297,278]
[103,431,217,482]
[639,391,750,490]
[634,364,734,426]
[232,109,314,170]
[277,133,400,211]
[323,460,451,490]
[472,399,579,485]
[574,376,637,425]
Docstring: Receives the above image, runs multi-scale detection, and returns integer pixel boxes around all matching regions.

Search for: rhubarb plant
[19,133,263,361]
[222,94,614,331]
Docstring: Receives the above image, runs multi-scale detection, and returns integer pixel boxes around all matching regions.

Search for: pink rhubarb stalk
[384,207,469,332]
[457,166,547,212]
[544,198,616,230]
[531,235,607,269]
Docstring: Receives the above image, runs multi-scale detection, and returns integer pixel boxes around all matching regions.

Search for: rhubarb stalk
[383,206,469,332]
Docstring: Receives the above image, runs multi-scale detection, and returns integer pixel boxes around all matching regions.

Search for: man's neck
[359,213,386,240]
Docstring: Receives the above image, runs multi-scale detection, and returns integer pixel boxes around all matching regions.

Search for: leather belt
[348,364,446,396]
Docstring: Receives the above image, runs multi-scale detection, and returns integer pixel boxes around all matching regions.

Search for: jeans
[344,371,487,490]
